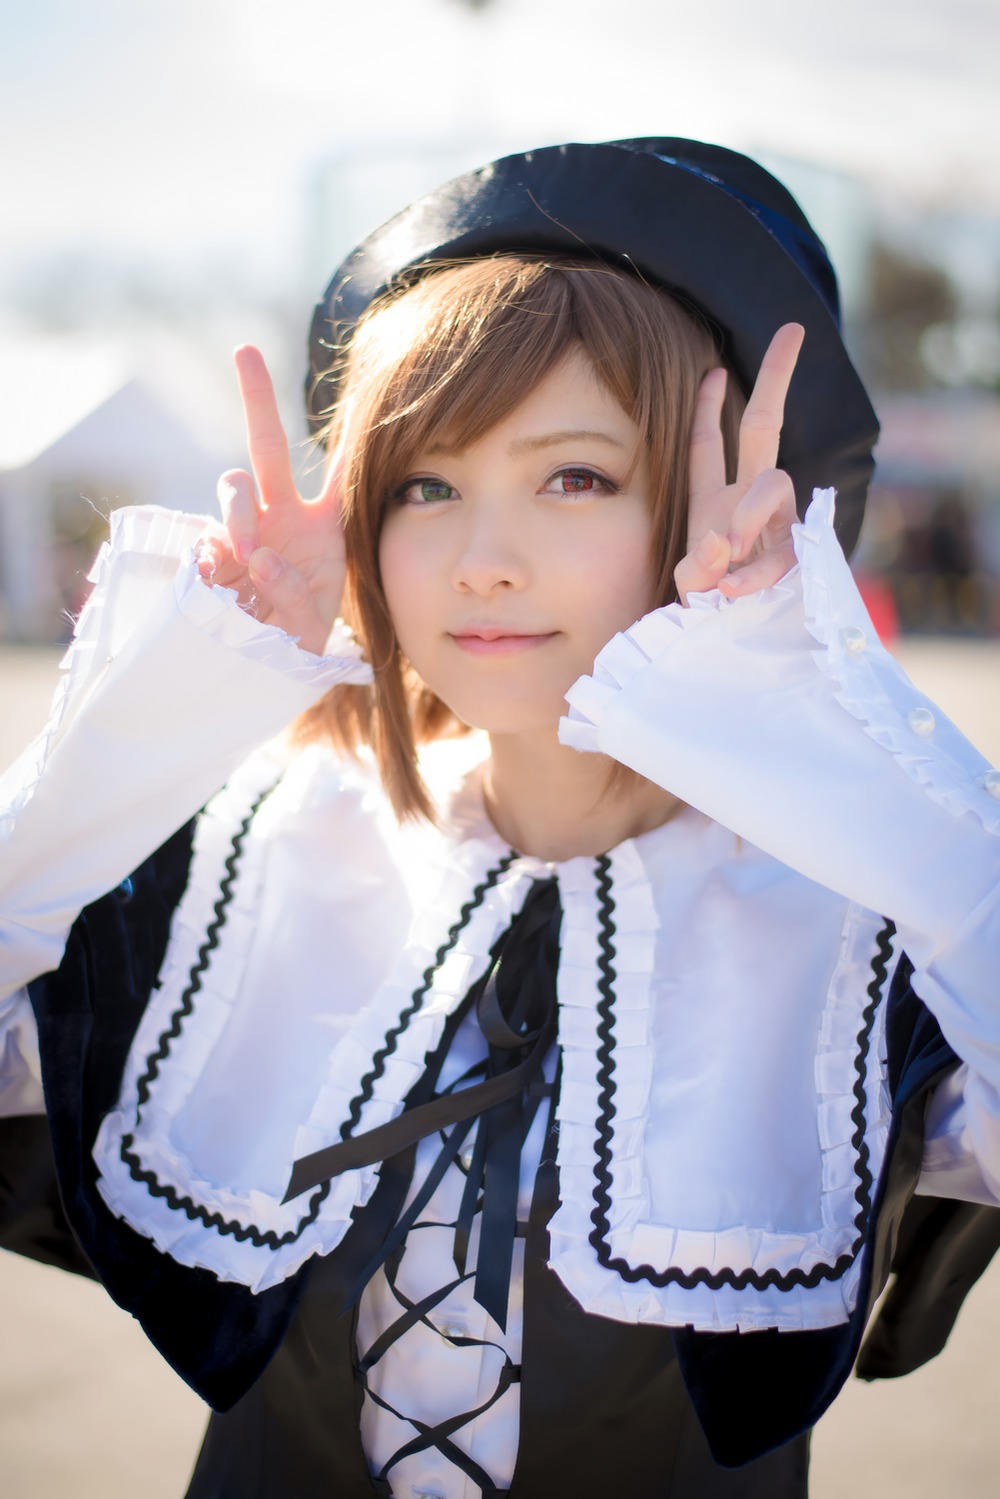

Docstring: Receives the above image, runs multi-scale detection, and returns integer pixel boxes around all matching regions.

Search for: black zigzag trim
[120,783,333,1248]
[342,851,519,1140]
[586,855,896,1292]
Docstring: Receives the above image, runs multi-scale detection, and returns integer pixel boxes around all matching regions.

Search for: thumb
[249,548,325,652]
[674,530,731,605]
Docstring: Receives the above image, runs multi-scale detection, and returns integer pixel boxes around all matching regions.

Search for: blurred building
[860,391,1000,635]
[0,335,239,640]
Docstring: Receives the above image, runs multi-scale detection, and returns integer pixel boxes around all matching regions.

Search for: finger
[674,529,731,606]
[193,523,226,579]
[735,323,804,488]
[726,468,797,563]
[718,540,796,598]
[248,548,324,650]
[218,469,261,566]
[687,367,729,512]
[234,345,298,510]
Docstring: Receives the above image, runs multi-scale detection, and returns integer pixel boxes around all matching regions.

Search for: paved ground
[2,641,999,1498]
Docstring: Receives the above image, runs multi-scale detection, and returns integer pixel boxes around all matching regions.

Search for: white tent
[0,335,241,640]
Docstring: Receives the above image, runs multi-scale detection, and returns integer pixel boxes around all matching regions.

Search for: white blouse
[1,490,999,1499]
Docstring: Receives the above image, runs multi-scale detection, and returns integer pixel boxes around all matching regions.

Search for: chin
[432,689,568,740]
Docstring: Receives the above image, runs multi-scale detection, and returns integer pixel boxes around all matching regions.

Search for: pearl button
[840,626,867,656]
[458,1148,474,1172]
[440,1321,467,1341]
[985,771,1000,800]
[907,707,935,737]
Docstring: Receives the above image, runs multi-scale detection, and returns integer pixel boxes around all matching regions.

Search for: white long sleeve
[561,489,1000,1198]
[0,504,371,1006]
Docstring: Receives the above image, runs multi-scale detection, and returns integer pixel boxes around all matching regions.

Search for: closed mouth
[449,629,556,655]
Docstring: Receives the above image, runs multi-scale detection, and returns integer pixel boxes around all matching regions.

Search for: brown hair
[298,255,743,819]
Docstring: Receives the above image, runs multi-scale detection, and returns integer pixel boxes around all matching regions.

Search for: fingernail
[236,539,256,565]
[727,533,743,561]
[695,530,721,564]
[251,548,282,582]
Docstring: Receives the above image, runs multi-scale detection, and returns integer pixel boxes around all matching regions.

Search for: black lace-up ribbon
[282,877,561,1330]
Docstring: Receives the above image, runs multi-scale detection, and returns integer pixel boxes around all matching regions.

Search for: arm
[560,332,1000,1199]
[0,506,369,1004]
[0,350,368,1009]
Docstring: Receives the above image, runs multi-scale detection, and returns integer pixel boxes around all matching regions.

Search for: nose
[451,508,529,595]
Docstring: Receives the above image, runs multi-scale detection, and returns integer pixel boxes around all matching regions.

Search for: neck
[482,729,683,863]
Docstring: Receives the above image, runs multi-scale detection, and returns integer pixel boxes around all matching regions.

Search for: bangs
[342,258,595,504]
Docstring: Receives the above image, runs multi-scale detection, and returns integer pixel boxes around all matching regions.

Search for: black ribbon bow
[283,877,562,1331]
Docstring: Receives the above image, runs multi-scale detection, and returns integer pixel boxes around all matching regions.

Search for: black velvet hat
[307,138,878,555]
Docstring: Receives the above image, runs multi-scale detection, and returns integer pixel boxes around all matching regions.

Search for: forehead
[421,350,640,460]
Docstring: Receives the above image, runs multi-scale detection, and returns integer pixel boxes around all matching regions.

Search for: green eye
[396,477,456,505]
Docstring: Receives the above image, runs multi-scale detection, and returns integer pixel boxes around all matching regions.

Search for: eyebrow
[508,429,625,456]
[426,429,625,458]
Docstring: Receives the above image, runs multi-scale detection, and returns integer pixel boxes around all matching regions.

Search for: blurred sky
[1,0,998,454]
[3,0,999,293]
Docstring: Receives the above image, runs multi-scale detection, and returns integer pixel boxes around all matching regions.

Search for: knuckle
[217,470,252,516]
[740,408,778,433]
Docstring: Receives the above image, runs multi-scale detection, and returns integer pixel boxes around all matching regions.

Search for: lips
[450,627,556,656]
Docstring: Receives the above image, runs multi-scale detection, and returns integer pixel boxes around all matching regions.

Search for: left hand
[674,323,804,605]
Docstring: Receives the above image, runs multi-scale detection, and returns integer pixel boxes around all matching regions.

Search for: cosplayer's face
[379,350,657,737]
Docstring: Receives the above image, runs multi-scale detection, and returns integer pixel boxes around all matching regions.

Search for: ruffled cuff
[559,489,1000,956]
[917,1063,1000,1206]
[0,505,370,999]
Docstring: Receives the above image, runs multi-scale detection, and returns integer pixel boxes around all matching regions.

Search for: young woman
[1,138,999,1499]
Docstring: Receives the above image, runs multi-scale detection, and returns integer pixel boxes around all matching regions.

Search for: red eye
[560,471,595,492]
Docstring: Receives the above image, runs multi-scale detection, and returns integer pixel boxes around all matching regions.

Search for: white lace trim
[172,548,371,687]
[559,570,800,752]
[547,853,896,1333]
[94,787,535,1293]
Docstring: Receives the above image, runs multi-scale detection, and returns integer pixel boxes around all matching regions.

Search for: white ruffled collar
[93,724,898,1332]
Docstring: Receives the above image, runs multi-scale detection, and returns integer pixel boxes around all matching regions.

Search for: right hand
[196,345,346,655]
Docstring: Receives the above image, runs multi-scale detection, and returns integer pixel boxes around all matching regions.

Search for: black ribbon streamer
[283,877,562,1331]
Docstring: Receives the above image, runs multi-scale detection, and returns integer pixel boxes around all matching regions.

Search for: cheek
[378,526,414,613]
[575,523,657,629]
[378,525,438,659]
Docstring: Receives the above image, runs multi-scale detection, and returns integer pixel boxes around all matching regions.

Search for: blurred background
[1,1,999,1494]
[1,0,999,642]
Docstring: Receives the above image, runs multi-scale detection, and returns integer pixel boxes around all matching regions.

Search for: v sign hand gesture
[196,346,347,657]
[674,323,805,607]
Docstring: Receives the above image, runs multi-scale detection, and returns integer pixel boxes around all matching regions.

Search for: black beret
[307,138,878,555]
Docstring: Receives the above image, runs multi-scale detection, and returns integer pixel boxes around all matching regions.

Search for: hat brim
[307,140,878,555]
